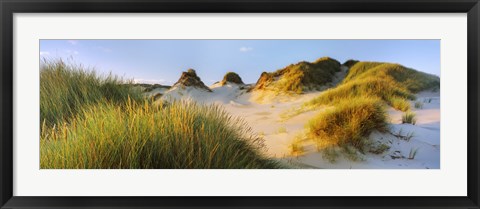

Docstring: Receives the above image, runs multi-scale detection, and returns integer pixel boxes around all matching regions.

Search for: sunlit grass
[300,61,438,161]
[307,97,388,152]
[41,99,282,169]
[402,111,417,125]
[40,60,282,169]
[389,96,411,112]
[304,77,415,112]
[40,59,142,128]
[342,62,440,93]
[289,139,305,157]
[254,57,341,94]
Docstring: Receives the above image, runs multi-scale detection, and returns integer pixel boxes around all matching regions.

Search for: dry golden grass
[40,60,282,169]
[41,99,282,169]
[307,97,388,152]
[254,57,341,94]
[402,111,417,125]
[302,61,439,158]
[305,77,415,111]
[343,62,440,93]
[40,59,142,128]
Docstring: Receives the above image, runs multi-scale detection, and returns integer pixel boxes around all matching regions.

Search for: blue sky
[40,40,440,85]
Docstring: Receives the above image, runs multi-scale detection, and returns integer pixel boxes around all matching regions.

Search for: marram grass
[302,61,438,156]
[40,99,281,169]
[342,62,440,93]
[40,60,143,128]
[389,96,411,112]
[307,97,388,151]
[40,60,282,169]
[254,57,341,94]
[402,111,417,125]
[305,61,438,111]
[305,77,414,111]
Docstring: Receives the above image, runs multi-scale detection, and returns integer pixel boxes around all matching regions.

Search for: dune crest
[172,69,212,92]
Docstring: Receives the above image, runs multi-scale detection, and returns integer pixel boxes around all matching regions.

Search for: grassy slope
[41,100,280,169]
[304,61,439,156]
[253,57,341,94]
[40,60,282,169]
[342,62,440,93]
[40,60,143,127]
[306,62,440,111]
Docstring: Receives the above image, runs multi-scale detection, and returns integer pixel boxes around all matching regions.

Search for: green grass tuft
[343,62,440,93]
[391,128,415,141]
[289,135,305,157]
[402,111,417,125]
[307,97,388,151]
[408,148,419,160]
[40,59,143,128]
[414,101,424,109]
[40,100,282,169]
[295,61,438,161]
[390,97,411,112]
[368,143,391,154]
[40,60,282,169]
[305,77,415,111]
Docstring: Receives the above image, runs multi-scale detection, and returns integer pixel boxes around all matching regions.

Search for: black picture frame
[1,0,479,208]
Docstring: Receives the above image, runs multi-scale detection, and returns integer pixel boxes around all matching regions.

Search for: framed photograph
[1,0,479,208]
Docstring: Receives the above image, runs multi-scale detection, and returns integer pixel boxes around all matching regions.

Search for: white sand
[285,91,440,169]
[155,83,440,169]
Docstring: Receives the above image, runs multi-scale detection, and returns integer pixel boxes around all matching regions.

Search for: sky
[40,40,440,85]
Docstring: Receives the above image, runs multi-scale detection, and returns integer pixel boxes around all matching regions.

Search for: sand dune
[153,82,440,169]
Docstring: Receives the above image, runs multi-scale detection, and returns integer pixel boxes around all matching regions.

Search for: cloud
[40,51,50,56]
[239,46,253,52]
[67,40,79,45]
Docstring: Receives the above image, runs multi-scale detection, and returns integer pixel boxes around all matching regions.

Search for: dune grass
[301,61,439,159]
[305,77,414,111]
[254,57,341,94]
[303,61,439,114]
[41,99,282,169]
[368,143,391,155]
[40,60,143,128]
[342,62,440,93]
[408,148,419,160]
[40,60,282,169]
[402,111,417,125]
[307,98,388,152]
[414,101,424,109]
[289,138,305,157]
[389,96,411,112]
